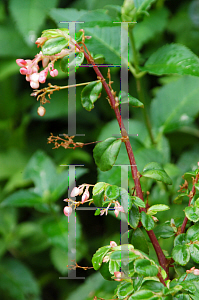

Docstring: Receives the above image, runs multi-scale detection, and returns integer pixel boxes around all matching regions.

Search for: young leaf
[81,81,102,111]
[119,91,144,108]
[142,162,172,185]
[142,44,199,76]
[185,206,199,222]
[60,52,84,73]
[42,37,69,55]
[147,204,170,215]
[141,211,155,231]
[93,137,122,171]
[172,245,190,265]
[134,259,158,277]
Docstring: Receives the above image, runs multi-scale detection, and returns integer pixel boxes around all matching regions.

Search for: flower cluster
[99,200,125,218]
[70,184,90,203]
[16,29,79,90]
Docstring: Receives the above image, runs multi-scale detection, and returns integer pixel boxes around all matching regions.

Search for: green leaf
[189,244,199,263]
[92,182,107,207]
[135,0,157,13]
[185,206,199,222]
[93,137,122,171]
[186,224,199,242]
[142,162,172,185]
[9,0,58,46]
[93,54,105,64]
[150,76,199,133]
[130,228,149,254]
[174,193,189,204]
[42,36,69,55]
[0,258,40,300]
[110,250,140,263]
[141,211,155,231]
[183,170,199,182]
[134,259,158,277]
[131,196,146,208]
[128,290,154,300]
[92,246,111,270]
[81,81,102,111]
[172,245,190,265]
[60,52,84,73]
[129,205,140,229]
[1,190,42,207]
[118,187,133,213]
[143,44,199,76]
[174,234,186,247]
[109,260,120,275]
[119,91,144,108]
[142,280,164,293]
[153,224,175,239]
[105,185,120,200]
[99,261,113,281]
[174,294,191,300]
[147,204,170,215]
[117,282,134,298]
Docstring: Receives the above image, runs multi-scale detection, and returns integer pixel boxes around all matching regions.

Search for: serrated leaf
[147,204,170,215]
[93,137,122,171]
[92,246,111,270]
[134,259,158,277]
[143,44,199,76]
[153,224,175,239]
[129,204,140,229]
[117,282,134,298]
[42,36,69,55]
[141,211,155,231]
[81,81,102,111]
[150,76,199,133]
[189,244,199,263]
[172,245,190,265]
[186,224,199,242]
[60,52,84,73]
[142,162,172,185]
[185,206,199,222]
[119,90,144,108]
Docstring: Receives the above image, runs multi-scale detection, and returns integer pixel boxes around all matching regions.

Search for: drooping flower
[63,206,72,217]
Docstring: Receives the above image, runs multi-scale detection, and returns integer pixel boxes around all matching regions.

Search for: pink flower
[81,186,89,203]
[35,36,48,47]
[16,59,27,67]
[110,241,117,248]
[114,272,125,281]
[39,70,48,83]
[50,69,58,77]
[193,269,199,275]
[71,187,80,197]
[63,206,72,217]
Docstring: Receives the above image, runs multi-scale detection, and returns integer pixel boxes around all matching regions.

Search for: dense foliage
[1,0,199,299]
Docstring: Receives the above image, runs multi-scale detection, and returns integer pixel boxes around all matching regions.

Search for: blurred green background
[0,0,199,299]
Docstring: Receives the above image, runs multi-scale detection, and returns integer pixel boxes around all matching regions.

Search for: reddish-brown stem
[181,174,199,234]
[76,44,169,278]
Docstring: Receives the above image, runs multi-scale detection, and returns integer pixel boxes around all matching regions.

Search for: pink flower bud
[30,81,39,89]
[110,241,117,248]
[50,69,58,77]
[20,67,28,75]
[30,73,40,82]
[114,208,119,218]
[114,272,125,281]
[39,70,47,83]
[81,190,89,203]
[63,206,72,217]
[16,59,27,67]
[42,57,50,68]
[35,36,48,47]
[193,269,199,275]
[71,187,80,197]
